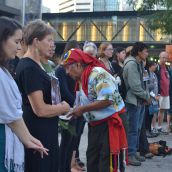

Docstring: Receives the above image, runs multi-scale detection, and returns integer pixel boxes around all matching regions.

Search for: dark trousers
[126,103,145,156]
[59,128,75,172]
[145,105,154,132]
[139,113,150,156]
[87,122,110,172]
[74,117,85,159]
[59,117,85,172]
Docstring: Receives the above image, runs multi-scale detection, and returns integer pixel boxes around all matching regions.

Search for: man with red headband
[63,49,128,172]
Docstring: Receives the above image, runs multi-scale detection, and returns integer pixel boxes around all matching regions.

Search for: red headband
[63,49,102,66]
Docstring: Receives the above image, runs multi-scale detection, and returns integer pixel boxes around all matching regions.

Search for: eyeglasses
[105,48,114,51]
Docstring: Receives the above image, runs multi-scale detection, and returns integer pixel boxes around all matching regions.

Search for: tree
[128,0,172,35]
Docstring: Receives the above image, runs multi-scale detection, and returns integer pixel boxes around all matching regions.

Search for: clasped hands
[66,106,84,119]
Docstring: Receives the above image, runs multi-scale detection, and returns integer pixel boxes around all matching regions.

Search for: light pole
[21,0,42,26]
[22,0,26,26]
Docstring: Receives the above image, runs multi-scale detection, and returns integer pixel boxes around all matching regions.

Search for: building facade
[43,11,168,43]
[0,0,21,17]
[94,0,119,11]
[119,0,133,11]
[58,0,93,13]
[58,0,120,12]
[43,11,169,56]
[0,0,42,24]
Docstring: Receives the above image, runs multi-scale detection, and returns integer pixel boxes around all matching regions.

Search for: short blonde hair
[23,19,55,46]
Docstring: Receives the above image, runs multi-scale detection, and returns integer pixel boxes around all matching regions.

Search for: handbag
[149,102,159,115]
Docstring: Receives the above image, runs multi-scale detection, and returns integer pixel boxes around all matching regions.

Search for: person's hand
[114,76,121,86]
[67,106,84,119]
[25,136,49,158]
[60,101,70,114]
[113,74,117,78]
[155,95,160,101]
[144,98,152,105]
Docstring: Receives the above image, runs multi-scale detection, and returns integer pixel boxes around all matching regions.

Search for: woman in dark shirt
[111,47,126,97]
[111,47,129,138]
[16,19,70,172]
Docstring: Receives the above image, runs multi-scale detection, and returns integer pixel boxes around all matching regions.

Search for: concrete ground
[79,124,172,172]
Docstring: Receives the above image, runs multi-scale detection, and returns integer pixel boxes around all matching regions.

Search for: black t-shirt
[16,57,59,171]
[111,62,125,98]
[111,61,123,76]
[16,58,51,106]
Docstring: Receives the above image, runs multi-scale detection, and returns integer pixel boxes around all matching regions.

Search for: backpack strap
[123,59,140,71]
[120,60,138,99]
[122,59,143,97]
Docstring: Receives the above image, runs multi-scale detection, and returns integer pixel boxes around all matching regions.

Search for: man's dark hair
[64,40,80,53]
[131,42,148,57]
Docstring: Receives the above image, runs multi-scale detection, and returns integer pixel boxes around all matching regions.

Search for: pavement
[79,124,172,172]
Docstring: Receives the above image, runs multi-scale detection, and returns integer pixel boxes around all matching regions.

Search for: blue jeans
[126,103,145,156]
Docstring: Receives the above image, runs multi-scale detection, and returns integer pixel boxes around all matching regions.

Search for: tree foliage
[128,0,172,35]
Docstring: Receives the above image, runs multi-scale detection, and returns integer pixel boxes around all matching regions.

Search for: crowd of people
[0,16,172,172]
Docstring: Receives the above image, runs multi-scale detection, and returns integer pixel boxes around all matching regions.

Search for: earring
[35,48,39,55]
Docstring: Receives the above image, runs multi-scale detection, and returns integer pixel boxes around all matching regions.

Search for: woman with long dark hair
[0,16,48,172]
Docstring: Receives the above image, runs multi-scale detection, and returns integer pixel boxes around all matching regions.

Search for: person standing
[63,49,127,172]
[146,61,160,135]
[16,19,70,172]
[167,62,172,133]
[111,47,129,137]
[156,51,170,133]
[123,42,150,166]
[0,16,48,172]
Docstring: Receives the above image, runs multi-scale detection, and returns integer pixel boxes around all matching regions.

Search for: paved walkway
[79,124,172,172]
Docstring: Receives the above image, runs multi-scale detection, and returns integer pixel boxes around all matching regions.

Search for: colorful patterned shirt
[78,67,125,122]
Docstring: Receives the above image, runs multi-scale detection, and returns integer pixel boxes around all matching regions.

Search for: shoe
[161,129,169,135]
[157,127,162,133]
[144,153,154,159]
[71,165,85,172]
[75,158,85,168]
[166,127,171,133]
[157,127,169,135]
[162,131,169,135]
[135,153,146,162]
[71,162,85,172]
[151,128,159,134]
[128,155,141,166]
[170,124,172,132]
[146,131,158,138]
